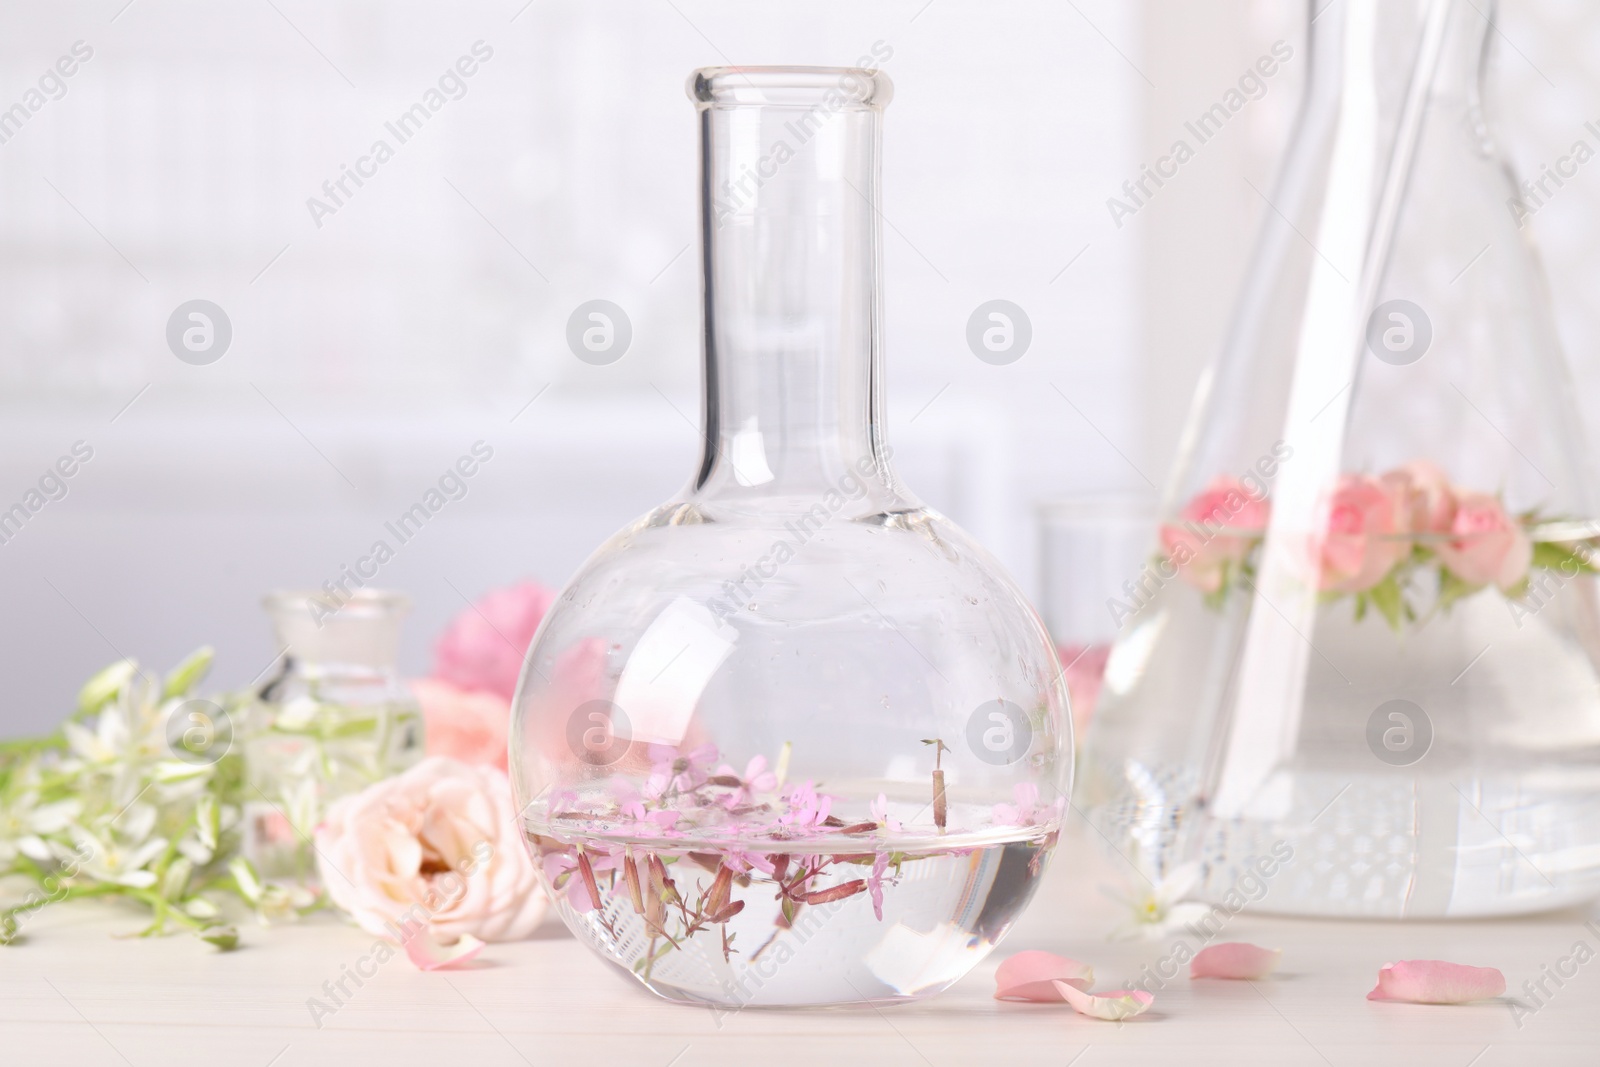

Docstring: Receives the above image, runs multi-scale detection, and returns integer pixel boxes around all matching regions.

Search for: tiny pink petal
[1053,980,1155,1021]
[404,933,486,971]
[1190,942,1283,980]
[994,950,1095,1001]
[1366,960,1506,1004]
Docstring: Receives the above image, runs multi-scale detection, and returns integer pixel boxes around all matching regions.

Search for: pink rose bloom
[434,581,557,700]
[411,678,510,770]
[1160,477,1272,593]
[315,757,547,947]
[1313,474,1410,593]
[1058,642,1110,742]
[1382,460,1456,536]
[1434,491,1532,592]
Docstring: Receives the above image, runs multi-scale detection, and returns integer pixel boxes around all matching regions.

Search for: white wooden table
[4,826,1597,1066]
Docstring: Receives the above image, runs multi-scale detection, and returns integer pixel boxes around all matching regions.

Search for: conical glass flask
[511,67,1069,1005]
[1080,0,1600,919]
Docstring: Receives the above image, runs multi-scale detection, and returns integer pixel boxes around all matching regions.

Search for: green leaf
[228,856,263,905]
[1531,541,1599,576]
[76,659,136,717]
[199,925,239,951]
[161,858,194,901]
[162,647,215,700]
[1367,574,1405,632]
[1437,568,1482,613]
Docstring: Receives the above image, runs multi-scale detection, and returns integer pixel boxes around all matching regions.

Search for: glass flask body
[243,590,424,885]
[1081,0,1600,919]
[511,67,1069,1007]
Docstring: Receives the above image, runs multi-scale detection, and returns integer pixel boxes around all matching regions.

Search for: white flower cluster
[0,649,309,948]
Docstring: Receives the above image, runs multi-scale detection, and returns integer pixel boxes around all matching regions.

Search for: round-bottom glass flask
[510,67,1069,1007]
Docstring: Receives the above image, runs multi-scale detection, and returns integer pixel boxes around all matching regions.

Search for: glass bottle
[511,66,1069,1006]
[1080,0,1600,918]
[242,589,424,885]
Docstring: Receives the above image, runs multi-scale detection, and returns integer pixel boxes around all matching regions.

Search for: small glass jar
[242,589,424,885]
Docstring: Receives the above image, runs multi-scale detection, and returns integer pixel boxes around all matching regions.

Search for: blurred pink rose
[1058,642,1110,743]
[1381,460,1456,536]
[316,757,546,948]
[434,581,557,700]
[1160,477,1272,593]
[411,678,509,770]
[1313,474,1410,593]
[1434,491,1532,592]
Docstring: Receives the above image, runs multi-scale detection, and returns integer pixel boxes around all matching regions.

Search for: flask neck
[690,68,895,502]
[1304,0,1490,112]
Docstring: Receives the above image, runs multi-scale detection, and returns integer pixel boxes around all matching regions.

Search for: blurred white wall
[6,0,1598,737]
[0,1,1140,731]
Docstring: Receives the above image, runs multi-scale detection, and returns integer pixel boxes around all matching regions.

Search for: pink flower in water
[868,852,891,920]
[779,781,832,830]
[870,793,902,833]
[410,678,509,770]
[541,846,622,912]
[1434,491,1532,592]
[643,743,719,799]
[315,757,547,955]
[1312,474,1410,593]
[1160,477,1272,594]
[1382,460,1457,536]
[713,754,778,810]
[992,782,1057,826]
[433,581,558,701]
[721,848,777,877]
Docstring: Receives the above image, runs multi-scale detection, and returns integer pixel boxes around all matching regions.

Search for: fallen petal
[1053,980,1155,1021]
[1191,942,1283,980]
[994,950,1095,1001]
[1366,960,1506,1004]
[404,933,486,971]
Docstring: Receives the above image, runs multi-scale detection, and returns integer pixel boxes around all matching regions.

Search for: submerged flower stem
[623,850,645,915]
[922,738,949,830]
[799,879,865,905]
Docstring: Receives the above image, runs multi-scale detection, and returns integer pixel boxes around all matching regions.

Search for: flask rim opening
[688,66,893,110]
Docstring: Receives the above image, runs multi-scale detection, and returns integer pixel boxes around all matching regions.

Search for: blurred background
[0,0,1595,732]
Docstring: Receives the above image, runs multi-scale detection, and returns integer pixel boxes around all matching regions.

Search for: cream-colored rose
[315,757,546,945]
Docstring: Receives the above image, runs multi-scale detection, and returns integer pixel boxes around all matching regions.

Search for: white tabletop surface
[4,824,1597,1067]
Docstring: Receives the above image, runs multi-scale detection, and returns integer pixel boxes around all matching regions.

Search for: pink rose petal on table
[1190,942,1283,980]
[994,950,1095,1001]
[1366,960,1506,1004]
[404,933,486,971]
[1052,980,1155,1021]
